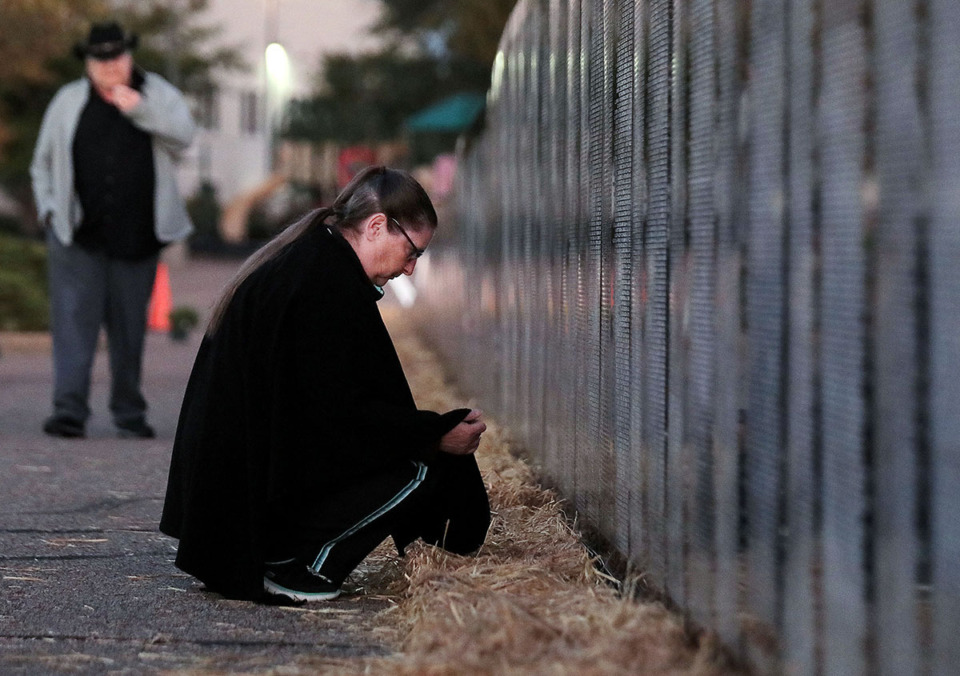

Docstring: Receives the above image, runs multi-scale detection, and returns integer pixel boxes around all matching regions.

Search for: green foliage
[284,0,515,150]
[285,51,485,144]
[375,0,518,68]
[169,304,199,340]
[0,214,24,236]
[0,234,49,331]
[245,206,273,242]
[186,181,222,242]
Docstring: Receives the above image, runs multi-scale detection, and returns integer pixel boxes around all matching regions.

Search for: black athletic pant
[265,453,490,586]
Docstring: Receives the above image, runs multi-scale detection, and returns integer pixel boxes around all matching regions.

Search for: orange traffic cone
[147,262,172,332]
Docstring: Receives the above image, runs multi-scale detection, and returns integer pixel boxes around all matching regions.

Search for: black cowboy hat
[73,21,139,61]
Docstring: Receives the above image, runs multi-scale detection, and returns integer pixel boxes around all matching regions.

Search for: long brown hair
[206,165,437,335]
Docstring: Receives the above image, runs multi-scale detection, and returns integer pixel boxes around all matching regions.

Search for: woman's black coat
[159,222,467,600]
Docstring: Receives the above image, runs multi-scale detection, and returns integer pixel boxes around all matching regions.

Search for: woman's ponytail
[205,207,330,335]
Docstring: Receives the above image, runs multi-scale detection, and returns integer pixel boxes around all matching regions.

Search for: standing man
[31,21,195,439]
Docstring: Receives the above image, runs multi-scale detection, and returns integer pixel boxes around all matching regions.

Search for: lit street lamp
[263,41,290,171]
[265,41,291,126]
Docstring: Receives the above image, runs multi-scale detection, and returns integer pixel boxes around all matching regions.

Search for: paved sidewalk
[0,258,394,674]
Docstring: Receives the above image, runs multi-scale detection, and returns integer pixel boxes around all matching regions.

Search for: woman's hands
[438,409,486,455]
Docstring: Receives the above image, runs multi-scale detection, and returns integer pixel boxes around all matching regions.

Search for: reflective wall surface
[415,1,960,673]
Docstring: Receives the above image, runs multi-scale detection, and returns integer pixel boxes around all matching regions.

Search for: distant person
[160,166,490,602]
[30,21,195,439]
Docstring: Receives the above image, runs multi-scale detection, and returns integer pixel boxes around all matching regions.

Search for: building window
[194,87,220,130]
[239,91,259,134]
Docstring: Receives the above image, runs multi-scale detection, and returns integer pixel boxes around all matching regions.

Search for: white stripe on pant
[309,461,428,574]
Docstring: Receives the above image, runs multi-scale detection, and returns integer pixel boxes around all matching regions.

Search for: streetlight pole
[265,0,279,45]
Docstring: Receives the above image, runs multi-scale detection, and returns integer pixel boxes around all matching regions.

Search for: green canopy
[405,93,486,133]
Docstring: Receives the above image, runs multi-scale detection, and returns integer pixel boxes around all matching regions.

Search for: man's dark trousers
[47,230,158,426]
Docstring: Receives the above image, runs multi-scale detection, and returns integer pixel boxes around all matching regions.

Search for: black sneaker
[43,416,85,438]
[116,419,155,439]
[263,560,341,602]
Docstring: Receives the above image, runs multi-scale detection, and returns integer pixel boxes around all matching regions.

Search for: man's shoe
[43,416,85,438]
[116,419,155,439]
[263,560,341,602]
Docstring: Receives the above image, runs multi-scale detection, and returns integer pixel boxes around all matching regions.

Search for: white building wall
[176,0,382,204]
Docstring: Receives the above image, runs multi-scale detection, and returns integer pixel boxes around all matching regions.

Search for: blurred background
[0,0,516,331]
[5,2,960,674]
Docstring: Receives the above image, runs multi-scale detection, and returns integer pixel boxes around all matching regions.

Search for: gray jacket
[30,71,196,246]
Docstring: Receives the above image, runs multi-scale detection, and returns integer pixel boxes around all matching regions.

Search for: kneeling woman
[160,167,490,602]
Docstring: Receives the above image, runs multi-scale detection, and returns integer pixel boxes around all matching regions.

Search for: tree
[284,0,516,156]
[285,51,480,145]
[375,0,517,70]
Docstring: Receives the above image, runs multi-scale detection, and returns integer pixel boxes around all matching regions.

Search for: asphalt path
[0,257,394,674]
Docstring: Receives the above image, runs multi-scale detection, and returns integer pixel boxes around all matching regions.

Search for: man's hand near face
[111,84,141,112]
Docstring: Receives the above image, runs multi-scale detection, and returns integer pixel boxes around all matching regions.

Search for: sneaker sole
[45,429,85,438]
[263,577,341,602]
[43,427,85,438]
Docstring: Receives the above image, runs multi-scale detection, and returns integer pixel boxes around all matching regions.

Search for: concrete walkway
[0,258,394,673]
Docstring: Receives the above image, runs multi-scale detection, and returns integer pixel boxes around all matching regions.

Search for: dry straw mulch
[324,309,740,676]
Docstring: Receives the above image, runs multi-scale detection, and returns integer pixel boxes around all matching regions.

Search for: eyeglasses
[391,218,426,260]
